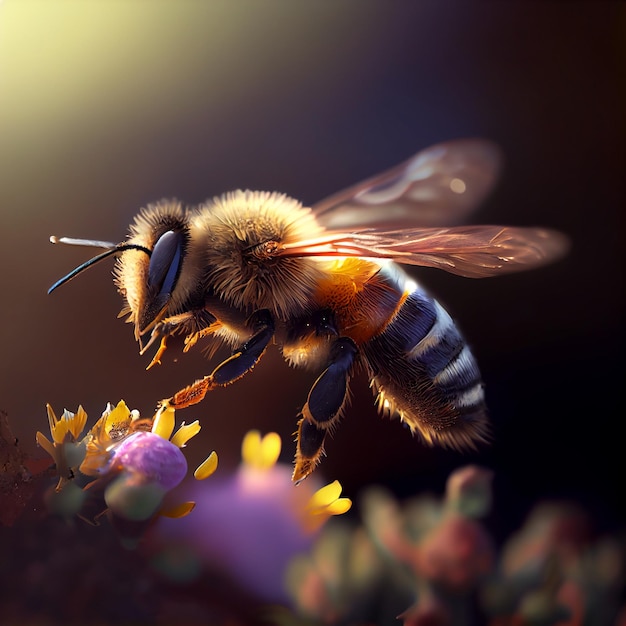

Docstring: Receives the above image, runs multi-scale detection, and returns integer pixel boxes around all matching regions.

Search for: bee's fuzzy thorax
[193,190,328,319]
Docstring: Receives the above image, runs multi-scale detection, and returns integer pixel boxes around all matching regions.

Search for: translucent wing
[279,225,570,278]
[313,139,502,230]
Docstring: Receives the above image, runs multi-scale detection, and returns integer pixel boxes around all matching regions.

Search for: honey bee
[49,139,568,482]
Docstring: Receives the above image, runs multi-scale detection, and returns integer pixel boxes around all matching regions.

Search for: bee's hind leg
[163,309,275,410]
[293,337,358,483]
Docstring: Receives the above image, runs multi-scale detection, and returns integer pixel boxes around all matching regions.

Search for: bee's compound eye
[148,230,184,297]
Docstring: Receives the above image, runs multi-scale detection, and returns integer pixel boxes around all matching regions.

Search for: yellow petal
[104,401,132,440]
[71,405,88,439]
[308,480,342,510]
[160,501,196,518]
[152,405,175,440]
[325,497,352,516]
[52,419,71,444]
[170,420,201,448]
[48,405,77,444]
[106,400,130,422]
[194,451,218,480]
[36,431,56,460]
[241,430,281,469]
[241,430,261,466]
[259,432,281,468]
[46,404,59,438]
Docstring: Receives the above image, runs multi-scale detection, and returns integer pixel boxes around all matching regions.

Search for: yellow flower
[46,404,87,444]
[241,429,282,470]
[304,480,352,532]
[237,429,351,532]
[76,401,217,484]
[38,400,218,522]
[307,480,352,516]
[35,404,89,491]
[79,400,137,476]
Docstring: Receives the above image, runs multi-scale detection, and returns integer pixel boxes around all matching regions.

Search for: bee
[49,139,568,482]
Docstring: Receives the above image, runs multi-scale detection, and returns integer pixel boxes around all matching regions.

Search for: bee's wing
[280,225,570,278]
[313,139,503,230]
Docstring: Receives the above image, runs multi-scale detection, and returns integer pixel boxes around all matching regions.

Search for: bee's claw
[145,336,168,370]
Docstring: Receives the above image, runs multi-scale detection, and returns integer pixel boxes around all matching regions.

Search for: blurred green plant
[273,466,625,626]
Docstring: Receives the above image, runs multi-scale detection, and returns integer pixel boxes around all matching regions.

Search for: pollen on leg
[169,376,214,409]
[292,416,326,484]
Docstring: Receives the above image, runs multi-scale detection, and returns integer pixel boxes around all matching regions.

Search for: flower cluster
[36,400,217,537]
[154,430,352,602]
[277,465,626,626]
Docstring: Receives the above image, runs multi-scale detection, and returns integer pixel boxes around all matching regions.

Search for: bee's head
[114,201,192,348]
[49,200,194,351]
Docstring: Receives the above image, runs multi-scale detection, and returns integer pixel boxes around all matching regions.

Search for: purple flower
[108,431,187,491]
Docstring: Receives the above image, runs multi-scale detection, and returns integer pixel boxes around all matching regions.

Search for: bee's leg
[293,337,358,483]
[293,417,327,485]
[163,309,275,410]
[142,309,216,369]
[209,309,275,385]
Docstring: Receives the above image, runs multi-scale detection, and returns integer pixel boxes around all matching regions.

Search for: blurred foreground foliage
[1,410,624,625]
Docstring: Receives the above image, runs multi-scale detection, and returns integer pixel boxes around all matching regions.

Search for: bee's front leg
[293,337,358,483]
[162,309,275,410]
[141,309,216,369]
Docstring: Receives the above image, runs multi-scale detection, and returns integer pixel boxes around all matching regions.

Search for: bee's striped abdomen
[361,264,489,449]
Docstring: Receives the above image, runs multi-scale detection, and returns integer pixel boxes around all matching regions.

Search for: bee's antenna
[48,236,152,294]
[50,236,119,249]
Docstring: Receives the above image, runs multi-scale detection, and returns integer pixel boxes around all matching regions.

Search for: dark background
[1,0,623,551]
